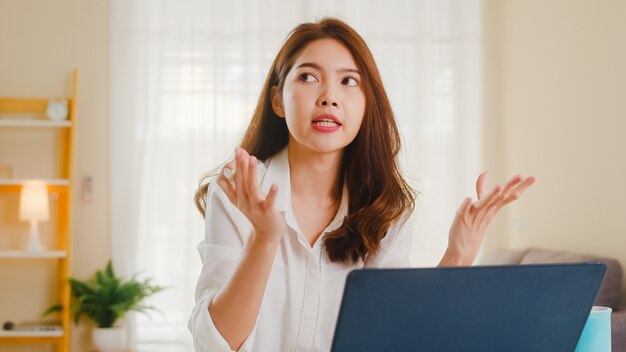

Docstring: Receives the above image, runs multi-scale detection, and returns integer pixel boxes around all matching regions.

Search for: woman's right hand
[216,147,286,245]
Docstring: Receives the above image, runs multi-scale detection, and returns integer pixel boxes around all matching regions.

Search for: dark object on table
[2,320,61,331]
[3,321,14,330]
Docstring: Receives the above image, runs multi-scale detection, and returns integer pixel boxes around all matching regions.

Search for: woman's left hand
[439,172,536,267]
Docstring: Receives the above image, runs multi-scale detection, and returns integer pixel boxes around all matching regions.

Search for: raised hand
[216,147,287,244]
[441,172,536,266]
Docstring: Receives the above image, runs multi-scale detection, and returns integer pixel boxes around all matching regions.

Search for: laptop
[331,263,606,352]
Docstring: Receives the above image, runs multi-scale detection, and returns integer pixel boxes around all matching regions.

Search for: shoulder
[364,208,416,267]
[384,208,416,244]
[374,208,416,252]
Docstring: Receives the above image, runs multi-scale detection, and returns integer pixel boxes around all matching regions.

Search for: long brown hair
[195,17,415,264]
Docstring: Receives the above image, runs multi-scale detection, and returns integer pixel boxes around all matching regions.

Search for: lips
[312,114,342,125]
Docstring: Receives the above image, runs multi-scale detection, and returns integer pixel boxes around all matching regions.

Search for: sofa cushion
[519,248,623,309]
[477,248,530,266]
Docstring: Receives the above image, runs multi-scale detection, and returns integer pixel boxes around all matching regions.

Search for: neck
[288,142,343,202]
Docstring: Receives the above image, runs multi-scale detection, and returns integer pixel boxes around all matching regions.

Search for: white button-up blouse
[188,146,415,352]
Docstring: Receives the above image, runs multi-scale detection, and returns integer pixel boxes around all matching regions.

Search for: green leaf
[42,259,165,327]
[42,304,62,317]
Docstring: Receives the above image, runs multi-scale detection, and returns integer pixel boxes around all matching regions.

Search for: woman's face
[271,39,366,154]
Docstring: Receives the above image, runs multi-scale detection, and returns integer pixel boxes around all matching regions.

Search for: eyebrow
[295,62,361,75]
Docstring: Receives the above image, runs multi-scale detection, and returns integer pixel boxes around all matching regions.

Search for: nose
[317,85,339,108]
[320,99,338,107]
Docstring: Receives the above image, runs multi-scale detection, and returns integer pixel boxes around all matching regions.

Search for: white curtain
[110,0,482,350]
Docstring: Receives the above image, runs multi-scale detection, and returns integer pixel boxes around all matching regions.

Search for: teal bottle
[575,306,612,352]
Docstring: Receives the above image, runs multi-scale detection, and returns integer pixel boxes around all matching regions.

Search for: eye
[343,76,359,87]
[298,73,318,83]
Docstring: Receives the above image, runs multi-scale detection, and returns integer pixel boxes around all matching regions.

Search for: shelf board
[0,330,63,337]
[0,251,67,259]
[0,179,69,186]
[0,179,69,193]
[0,119,71,127]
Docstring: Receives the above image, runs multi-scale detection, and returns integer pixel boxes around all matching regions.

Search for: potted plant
[45,260,164,352]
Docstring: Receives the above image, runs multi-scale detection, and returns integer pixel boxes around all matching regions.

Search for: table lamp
[19,181,49,252]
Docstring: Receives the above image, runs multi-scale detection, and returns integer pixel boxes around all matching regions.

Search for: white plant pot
[92,326,127,352]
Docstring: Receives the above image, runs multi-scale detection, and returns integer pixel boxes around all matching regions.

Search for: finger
[247,156,260,199]
[264,184,279,209]
[482,176,537,224]
[223,159,237,181]
[499,176,536,207]
[476,171,489,199]
[475,186,505,224]
[482,175,523,212]
[223,167,235,181]
[473,184,502,210]
[235,148,249,199]
[239,148,250,185]
[500,174,524,198]
[216,173,237,204]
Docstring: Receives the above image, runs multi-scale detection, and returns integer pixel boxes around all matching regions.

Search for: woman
[188,17,535,352]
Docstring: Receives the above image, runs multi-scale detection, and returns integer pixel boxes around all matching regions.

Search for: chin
[289,134,353,155]
[307,142,349,154]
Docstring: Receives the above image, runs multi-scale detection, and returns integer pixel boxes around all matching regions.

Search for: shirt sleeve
[188,178,258,352]
[365,209,415,268]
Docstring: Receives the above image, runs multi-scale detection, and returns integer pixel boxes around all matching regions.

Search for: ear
[270,85,285,118]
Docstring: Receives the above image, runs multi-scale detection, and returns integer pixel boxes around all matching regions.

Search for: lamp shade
[19,181,50,222]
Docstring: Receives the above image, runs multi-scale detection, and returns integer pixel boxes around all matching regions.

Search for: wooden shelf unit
[0,69,77,352]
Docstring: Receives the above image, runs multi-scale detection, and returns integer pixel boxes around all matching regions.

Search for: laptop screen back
[331,263,606,352]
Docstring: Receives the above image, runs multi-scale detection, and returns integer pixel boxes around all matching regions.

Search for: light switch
[82,176,94,202]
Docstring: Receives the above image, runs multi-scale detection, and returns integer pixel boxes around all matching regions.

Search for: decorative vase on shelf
[46,98,68,121]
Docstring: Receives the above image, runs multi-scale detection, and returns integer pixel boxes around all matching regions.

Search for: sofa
[477,248,625,352]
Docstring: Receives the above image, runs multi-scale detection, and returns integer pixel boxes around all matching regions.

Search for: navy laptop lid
[331,263,606,352]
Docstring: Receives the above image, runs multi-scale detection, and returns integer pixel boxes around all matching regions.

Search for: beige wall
[0,0,111,351]
[483,0,626,306]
